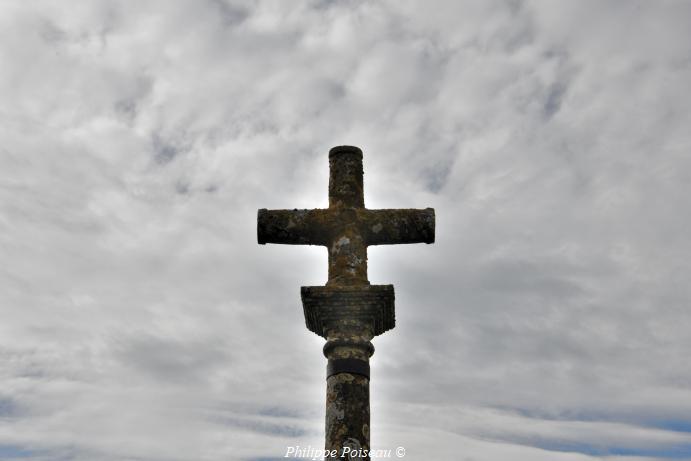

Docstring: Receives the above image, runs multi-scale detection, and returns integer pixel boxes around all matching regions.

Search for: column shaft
[323,327,373,460]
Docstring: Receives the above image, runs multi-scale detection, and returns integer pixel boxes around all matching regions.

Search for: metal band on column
[327,358,370,379]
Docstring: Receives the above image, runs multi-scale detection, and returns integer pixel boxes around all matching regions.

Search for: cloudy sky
[1,1,691,460]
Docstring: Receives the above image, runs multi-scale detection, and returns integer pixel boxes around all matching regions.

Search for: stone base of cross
[258,146,435,459]
[302,284,393,457]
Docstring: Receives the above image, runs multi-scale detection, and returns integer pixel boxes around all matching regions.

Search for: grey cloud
[115,334,230,384]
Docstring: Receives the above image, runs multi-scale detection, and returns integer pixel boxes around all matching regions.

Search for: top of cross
[258,146,435,287]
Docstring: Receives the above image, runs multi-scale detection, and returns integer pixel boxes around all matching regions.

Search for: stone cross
[258,146,435,460]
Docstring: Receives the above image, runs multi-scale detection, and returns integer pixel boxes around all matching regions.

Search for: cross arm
[257,209,329,246]
[361,208,435,246]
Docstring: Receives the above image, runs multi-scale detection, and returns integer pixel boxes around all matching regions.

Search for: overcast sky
[1,1,691,460]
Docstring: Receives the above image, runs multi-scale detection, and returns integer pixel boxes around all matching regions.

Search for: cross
[257,145,435,286]
[257,145,435,459]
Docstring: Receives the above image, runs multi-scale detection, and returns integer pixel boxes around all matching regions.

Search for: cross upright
[258,145,435,459]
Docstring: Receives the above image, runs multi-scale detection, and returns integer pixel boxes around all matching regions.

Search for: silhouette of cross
[258,146,434,286]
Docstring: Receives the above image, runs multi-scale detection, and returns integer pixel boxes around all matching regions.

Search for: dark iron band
[327,358,370,379]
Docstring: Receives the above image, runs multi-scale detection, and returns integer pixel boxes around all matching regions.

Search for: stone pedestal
[301,285,395,460]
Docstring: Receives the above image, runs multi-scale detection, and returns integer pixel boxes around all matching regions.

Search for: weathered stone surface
[257,208,328,246]
[329,146,364,209]
[322,311,373,461]
[257,146,435,460]
[325,373,370,460]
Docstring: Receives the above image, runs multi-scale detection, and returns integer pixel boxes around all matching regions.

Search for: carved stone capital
[301,285,395,339]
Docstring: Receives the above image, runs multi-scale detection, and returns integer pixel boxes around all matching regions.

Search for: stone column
[324,321,373,459]
[302,285,395,461]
